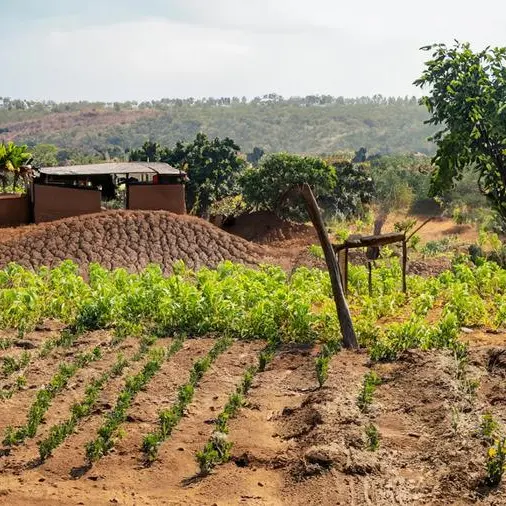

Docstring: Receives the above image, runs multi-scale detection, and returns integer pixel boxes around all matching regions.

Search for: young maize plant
[141,336,233,463]
[38,353,130,461]
[3,347,102,446]
[357,371,381,412]
[85,338,184,463]
[315,338,341,388]
[195,342,277,475]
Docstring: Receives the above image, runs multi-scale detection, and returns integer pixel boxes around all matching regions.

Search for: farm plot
[0,257,506,504]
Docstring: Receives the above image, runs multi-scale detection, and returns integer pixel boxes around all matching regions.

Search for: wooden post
[343,248,349,295]
[297,184,358,349]
[402,239,407,293]
[338,249,349,295]
[368,262,373,296]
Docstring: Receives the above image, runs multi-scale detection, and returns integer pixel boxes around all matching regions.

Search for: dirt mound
[223,211,315,245]
[0,210,268,273]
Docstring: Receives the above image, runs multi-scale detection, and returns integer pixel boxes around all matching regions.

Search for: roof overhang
[38,162,185,177]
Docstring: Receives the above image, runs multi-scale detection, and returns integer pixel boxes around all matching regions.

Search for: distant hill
[0,95,436,156]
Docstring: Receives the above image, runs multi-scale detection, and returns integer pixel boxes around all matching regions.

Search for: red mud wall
[0,194,30,227]
[33,184,101,223]
[127,184,186,214]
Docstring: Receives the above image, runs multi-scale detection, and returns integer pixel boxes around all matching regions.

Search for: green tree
[369,153,431,211]
[0,141,32,191]
[321,155,375,219]
[129,141,164,162]
[241,152,336,221]
[415,42,506,220]
[167,133,244,219]
[31,144,59,167]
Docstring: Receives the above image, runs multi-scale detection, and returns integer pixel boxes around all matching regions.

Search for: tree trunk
[296,184,358,349]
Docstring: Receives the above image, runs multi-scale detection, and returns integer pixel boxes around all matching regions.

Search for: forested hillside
[0,95,435,157]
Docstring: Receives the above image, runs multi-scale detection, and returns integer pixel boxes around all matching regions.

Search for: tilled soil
[1,332,506,505]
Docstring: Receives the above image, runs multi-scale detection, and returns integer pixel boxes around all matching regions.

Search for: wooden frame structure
[333,218,432,296]
[333,232,407,295]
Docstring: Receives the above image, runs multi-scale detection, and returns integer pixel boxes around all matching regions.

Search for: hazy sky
[2,0,505,102]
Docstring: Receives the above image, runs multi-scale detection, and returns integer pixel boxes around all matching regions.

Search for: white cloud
[1,0,505,101]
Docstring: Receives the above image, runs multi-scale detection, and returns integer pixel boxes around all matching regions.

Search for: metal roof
[38,162,185,176]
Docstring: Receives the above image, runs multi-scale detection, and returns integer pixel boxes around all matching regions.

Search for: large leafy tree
[415,42,506,220]
[241,152,336,221]
[129,134,245,219]
[321,156,374,219]
[174,133,244,219]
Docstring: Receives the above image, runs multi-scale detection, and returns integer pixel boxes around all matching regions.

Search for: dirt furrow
[180,343,321,506]
[92,337,216,470]
[57,340,264,505]
[35,341,173,479]
[275,349,370,506]
[0,329,115,401]
[0,330,125,436]
[0,337,141,472]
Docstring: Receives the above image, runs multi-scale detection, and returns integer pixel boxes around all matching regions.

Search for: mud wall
[33,184,101,224]
[0,194,31,227]
[127,184,186,214]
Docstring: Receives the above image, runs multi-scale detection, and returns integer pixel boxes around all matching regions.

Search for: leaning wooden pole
[297,184,358,349]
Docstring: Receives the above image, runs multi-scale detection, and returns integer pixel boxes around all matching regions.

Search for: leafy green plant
[315,339,341,388]
[481,413,500,441]
[357,371,381,412]
[2,351,30,376]
[365,423,380,451]
[308,244,324,260]
[141,336,233,463]
[3,348,102,446]
[486,438,506,487]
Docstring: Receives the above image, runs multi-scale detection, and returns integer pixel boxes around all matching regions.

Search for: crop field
[0,251,505,505]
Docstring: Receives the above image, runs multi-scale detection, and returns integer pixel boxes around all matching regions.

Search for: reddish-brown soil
[0,331,505,505]
[223,211,316,245]
[0,210,275,274]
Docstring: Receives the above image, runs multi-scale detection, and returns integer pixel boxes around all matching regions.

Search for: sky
[1,0,505,102]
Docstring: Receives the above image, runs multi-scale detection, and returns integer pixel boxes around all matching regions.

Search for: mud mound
[0,210,267,273]
[223,211,315,245]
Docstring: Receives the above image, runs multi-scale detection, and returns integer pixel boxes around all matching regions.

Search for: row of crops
[1,256,506,477]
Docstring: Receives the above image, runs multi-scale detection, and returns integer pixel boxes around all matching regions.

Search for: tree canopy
[415,41,506,220]
[241,153,337,221]
[130,134,245,219]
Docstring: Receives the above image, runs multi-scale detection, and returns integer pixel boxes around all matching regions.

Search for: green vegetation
[2,351,30,376]
[486,438,506,486]
[3,347,102,445]
[357,371,382,412]
[365,423,380,451]
[85,338,184,462]
[315,339,341,388]
[38,353,130,461]
[481,413,500,441]
[141,336,233,463]
[241,153,336,221]
[130,134,244,218]
[195,345,276,475]
[416,42,506,223]
[0,96,434,157]
[0,141,32,191]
